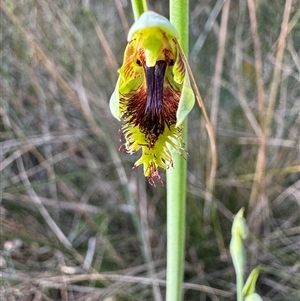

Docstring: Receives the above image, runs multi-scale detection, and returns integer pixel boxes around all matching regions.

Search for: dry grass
[1,0,299,300]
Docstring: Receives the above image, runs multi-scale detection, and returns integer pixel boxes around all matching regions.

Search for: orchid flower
[110,11,195,185]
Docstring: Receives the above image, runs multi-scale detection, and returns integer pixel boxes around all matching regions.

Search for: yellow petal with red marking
[109,11,194,185]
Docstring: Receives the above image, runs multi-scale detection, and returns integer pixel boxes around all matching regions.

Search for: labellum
[110,11,195,185]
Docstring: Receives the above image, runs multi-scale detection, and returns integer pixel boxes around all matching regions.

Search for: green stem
[166,0,189,300]
[237,271,244,301]
[131,0,148,20]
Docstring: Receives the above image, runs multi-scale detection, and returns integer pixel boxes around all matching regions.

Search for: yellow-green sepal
[109,76,121,120]
[128,11,179,41]
[176,67,195,127]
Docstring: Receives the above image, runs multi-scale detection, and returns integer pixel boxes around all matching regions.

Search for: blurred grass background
[0,0,299,300]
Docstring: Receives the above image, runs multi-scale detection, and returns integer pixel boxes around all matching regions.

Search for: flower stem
[166,0,189,300]
[131,0,148,21]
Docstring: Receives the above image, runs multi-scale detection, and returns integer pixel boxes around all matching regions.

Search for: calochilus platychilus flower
[110,11,195,186]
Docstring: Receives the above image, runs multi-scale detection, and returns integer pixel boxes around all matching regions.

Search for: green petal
[176,68,195,127]
[109,76,121,120]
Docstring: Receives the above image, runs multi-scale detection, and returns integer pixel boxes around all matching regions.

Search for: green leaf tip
[231,207,248,240]
[230,207,248,276]
[243,266,261,298]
